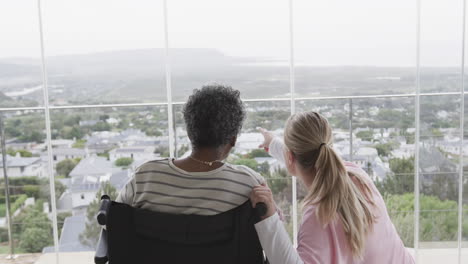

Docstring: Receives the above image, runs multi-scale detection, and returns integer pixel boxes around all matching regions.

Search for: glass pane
[42,0,167,105]
[462,98,468,262]
[419,197,459,247]
[269,177,293,238]
[352,97,415,182]
[0,1,44,108]
[462,173,468,262]
[420,95,460,174]
[420,0,463,93]
[50,106,168,252]
[386,199,415,248]
[419,93,461,250]
[168,0,290,101]
[0,110,55,254]
[294,0,416,97]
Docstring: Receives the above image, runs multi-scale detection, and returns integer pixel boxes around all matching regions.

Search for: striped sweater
[116,158,265,215]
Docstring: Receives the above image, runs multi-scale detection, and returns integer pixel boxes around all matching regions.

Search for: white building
[52,148,88,163]
[236,133,264,155]
[391,143,415,159]
[50,139,75,149]
[65,156,124,213]
[109,146,156,162]
[0,153,43,178]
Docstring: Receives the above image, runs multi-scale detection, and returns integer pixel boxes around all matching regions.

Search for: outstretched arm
[258,128,287,165]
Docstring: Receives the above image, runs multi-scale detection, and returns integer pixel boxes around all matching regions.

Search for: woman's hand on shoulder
[250,183,277,220]
[258,127,274,152]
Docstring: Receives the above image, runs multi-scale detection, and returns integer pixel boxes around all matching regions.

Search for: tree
[356,130,374,141]
[61,126,85,140]
[72,139,87,149]
[19,228,53,253]
[80,182,118,248]
[144,127,163,137]
[115,157,134,167]
[99,114,110,121]
[64,115,81,126]
[246,149,270,158]
[376,157,414,196]
[92,121,111,132]
[177,144,190,157]
[13,207,53,252]
[232,158,259,171]
[6,148,33,157]
[385,193,468,247]
[389,156,414,175]
[19,130,44,143]
[374,142,398,157]
[265,168,289,195]
[56,158,80,177]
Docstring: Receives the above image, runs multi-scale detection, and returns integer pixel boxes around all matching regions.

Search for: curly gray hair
[183,84,246,149]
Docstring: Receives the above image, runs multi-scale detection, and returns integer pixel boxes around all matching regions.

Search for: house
[69,156,118,179]
[0,153,43,177]
[70,181,102,213]
[236,133,264,155]
[50,139,74,149]
[85,129,165,153]
[68,156,121,213]
[57,169,131,212]
[355,147,378,162]
[109,169,131,191]
[52,148,88,163]
[106,117,120,125]
[391,143,415,159]
[109,146,156,163]
[85,131,121,153]
[79,120,99,127]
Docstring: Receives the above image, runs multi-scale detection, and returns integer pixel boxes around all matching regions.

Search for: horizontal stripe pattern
[136,180,249,199]
[135,200,222,214]
[116,159,264,215]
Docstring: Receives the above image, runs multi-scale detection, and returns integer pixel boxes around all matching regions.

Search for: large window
[0,1,467,263]
[42,0,167,105]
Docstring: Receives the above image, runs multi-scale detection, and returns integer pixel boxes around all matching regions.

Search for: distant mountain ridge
[0,48,459,105]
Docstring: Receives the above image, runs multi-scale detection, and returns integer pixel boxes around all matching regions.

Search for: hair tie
[319,142,327,151]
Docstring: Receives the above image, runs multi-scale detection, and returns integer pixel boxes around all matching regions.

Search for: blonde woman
[251,111,414,264]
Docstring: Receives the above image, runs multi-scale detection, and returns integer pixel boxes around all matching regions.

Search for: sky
[0,0,465,66]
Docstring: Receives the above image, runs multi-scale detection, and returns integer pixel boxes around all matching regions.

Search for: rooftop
[0,155,41,168]
[42,215,93,253]
[69,156,116,178]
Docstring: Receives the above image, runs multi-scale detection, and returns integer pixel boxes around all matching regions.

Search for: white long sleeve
[259,137,304,264]
[269,137,287,165]
[255,213,304,264]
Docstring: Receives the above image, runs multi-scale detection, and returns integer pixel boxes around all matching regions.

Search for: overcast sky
[0,0,465,66]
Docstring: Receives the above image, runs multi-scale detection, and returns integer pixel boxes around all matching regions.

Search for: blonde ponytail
[284,112,375,258]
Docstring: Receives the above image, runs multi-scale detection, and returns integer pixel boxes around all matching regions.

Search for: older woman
[116,84,264,215]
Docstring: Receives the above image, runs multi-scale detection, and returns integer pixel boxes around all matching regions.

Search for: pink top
[295,162,414,264]
[254,138,415,264]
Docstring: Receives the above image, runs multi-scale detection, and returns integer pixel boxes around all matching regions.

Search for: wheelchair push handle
[97,195,111,226]
[254,202,268,218]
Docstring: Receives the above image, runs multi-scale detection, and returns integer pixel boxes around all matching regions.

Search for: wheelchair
[94,195,268,264]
